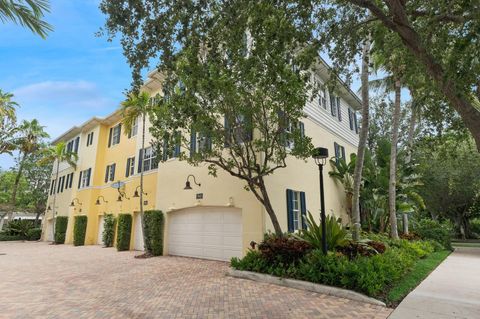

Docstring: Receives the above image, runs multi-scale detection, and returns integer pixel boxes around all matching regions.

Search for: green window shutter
[341,146,346,161]
[354,112,359,134]
[286,189,294,232]
[162,137,168,161]
[108,128,113,147]
[300,191,307,229]
[174,132,181,157]
[69,173,73,188]
[190,130,197,157]
[337,97,342,121]
[299,121,305,138]
[348,108,354,130]
[125,158,131,177]
[105,165,109,183]
[78,171,82,189]
[111,164,116,181]
[224,117,231,147]
[86,168,92,187]
[74,137,80,154]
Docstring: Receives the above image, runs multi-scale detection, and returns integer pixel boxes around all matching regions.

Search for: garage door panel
[168,208,242,261]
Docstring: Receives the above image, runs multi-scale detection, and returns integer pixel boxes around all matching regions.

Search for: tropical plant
[8,119,48,223]
[0,89,18,155]
[329,154,355,219]
[297,211,348,251]
[0,0,52,38]
[121,91,151,253]
[39,142,77,241]
[3,219,34,238]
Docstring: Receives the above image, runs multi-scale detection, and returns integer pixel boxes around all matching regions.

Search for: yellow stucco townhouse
[42,62,361,261]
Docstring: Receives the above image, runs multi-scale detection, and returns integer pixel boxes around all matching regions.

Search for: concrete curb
[227,269,386,307]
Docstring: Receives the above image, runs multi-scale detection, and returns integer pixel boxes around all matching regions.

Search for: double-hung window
[334,142,346,164]
[128,117,138,138]
[224,114,253,147]
[162,132,181,160]
[284,118,305,150]
[319,86,327,109]
[108,124,121,147]
[78,168,91,189]
[286,189,307,232]
[105,164,116,183]
[138,147,158,173]
[125,157,135,177]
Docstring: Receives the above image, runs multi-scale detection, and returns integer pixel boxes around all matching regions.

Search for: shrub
[144,210,165,256]
[337,240,384,259]
[414,219,453,250]
[232,236,438,298]
[470,218,480,237]
[258,234,312,265]
[73,215,88,246]
[4,220,34,238]
[55,216,69,244]
[116,213,132,251]
[0,232,24,241]
[400,232,421,241]
[27,228,42,241]
[102,214,116,247]
[297,212,348,251]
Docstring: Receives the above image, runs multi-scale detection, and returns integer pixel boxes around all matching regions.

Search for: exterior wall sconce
[133,186,147,198]
[184,174,201,190]
[95,196,109,206]
[70,198,83,207]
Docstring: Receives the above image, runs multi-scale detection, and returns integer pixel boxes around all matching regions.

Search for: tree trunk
[405,101,417,164]
[51,161,60,242]
[9,153,26,222]
[402,213,409,234]
[140,113,149,253]
[389,78,401,240]
[251,177,282,236]
[352,0,480,151]
[352,37,371,241]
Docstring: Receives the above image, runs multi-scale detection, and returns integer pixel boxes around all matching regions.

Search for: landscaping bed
[231,226,450,306]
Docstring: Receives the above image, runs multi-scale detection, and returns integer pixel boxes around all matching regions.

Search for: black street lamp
[312,147,329,255]
[184,174,201,190]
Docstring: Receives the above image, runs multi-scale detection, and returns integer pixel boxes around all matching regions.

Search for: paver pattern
[0,242,392,319]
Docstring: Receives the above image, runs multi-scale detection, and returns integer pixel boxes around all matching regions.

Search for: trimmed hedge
[116,213,132,251]
[55,216,69,244]
[144,210,165,256]
[73,215,88,246]
[102,213,116,247]
[27,228,42,241]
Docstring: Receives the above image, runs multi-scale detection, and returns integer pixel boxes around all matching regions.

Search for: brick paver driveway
[0,242,391,319]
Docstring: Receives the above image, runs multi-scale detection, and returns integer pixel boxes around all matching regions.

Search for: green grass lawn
[386,250,451,306]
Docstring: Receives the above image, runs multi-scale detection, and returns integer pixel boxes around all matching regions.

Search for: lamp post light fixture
[70,198,83,207]
[95,196,109,206]
[184,174,201,190]
[133,186,148,198]
[312,147,329,255]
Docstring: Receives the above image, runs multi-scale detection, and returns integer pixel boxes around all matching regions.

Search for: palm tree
[0,0,52,38]
[39,142,77,242]
[121,91,151,254]
[351,37,371,241]
[368,71,401,239]
[0,89,18,155]
[329,154,356,221]
[9,119,49,222]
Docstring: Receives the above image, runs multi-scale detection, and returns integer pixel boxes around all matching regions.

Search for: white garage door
[168,207,242,261]
[97,216,105,245]
[134,213,144,251]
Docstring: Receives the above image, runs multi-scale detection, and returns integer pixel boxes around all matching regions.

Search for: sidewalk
[389,247,480,318]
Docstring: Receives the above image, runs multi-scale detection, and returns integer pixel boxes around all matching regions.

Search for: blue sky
[0,0,131,169]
